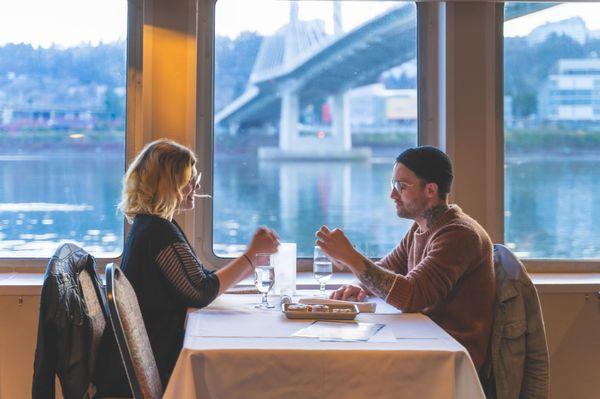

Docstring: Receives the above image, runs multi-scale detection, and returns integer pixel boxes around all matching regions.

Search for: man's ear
[425,182,439,198]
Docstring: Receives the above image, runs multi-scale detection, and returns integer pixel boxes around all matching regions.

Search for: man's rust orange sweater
[380,205,495,370]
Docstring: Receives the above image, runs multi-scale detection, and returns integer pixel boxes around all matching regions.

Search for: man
[315,146,495,371]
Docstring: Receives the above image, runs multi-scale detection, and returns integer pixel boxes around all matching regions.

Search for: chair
[79,266,108,381]
[485,244,549,399]
[104,263,162,399]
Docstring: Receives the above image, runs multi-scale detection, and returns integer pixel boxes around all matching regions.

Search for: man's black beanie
[395,146,454,194]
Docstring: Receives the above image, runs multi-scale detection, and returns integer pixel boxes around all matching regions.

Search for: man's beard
[396,201,421,220]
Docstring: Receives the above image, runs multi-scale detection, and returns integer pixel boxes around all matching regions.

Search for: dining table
[163,291,485,399]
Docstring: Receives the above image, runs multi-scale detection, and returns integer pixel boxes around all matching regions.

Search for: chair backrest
[105,263,163,399]
[493,243,523,281]
[79,268,107,376]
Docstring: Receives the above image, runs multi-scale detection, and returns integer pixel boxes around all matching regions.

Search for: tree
[215,32,263,112]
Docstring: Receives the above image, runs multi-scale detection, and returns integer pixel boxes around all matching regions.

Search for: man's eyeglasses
[390,179,414,193]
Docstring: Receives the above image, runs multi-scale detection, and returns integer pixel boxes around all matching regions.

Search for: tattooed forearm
[422,204,449,229]
[357,260,397,299]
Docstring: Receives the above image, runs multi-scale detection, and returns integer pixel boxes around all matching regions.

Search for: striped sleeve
[155,242,220,308]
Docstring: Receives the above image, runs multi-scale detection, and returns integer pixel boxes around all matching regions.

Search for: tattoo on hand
[422,204,449,229]
[359,260,396,299]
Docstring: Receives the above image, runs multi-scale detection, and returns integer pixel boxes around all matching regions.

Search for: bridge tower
[329,2,352,152]
[261,2,370,160]
[278,3,300,153]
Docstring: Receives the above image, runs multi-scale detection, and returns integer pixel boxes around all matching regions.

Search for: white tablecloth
[163,293,484,399]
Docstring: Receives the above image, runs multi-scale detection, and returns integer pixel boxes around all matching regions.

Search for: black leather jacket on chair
[32,243,107,399]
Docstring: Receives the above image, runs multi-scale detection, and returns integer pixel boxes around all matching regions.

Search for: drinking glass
[254,253,275,309]
[313,246,333,297]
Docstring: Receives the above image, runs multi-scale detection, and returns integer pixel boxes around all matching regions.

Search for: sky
[215,0,399,38]
[0,0,127,48]
[1,1,600,47]
[220,2,600,39]
[504,3,600,37]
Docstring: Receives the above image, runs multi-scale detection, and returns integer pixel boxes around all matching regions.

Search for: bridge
[216,3,557,160]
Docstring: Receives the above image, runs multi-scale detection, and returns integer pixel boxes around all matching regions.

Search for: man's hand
[330,284,368,301]
[315,226,357,266]
[315,226,396,301]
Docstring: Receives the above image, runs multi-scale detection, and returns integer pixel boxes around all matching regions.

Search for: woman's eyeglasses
[190,173,212,199]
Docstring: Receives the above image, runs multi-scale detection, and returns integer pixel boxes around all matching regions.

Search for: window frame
[2,0,598,273]
[196,0,427,271]
[0,0,140,271]
[500,1,600,272]
[196,0,600,273]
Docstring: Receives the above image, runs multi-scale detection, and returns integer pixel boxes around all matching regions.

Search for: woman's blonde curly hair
[119,139,197,223]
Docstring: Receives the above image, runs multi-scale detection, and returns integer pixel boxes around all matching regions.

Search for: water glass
[254,253,275,309]
[313,246,333,296]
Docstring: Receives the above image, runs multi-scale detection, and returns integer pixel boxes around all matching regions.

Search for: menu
[292,321,385,342]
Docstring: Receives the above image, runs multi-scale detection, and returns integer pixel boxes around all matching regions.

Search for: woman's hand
[217,227,280,294]
[245,227,280,262]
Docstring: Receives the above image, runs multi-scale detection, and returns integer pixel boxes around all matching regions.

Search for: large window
[213,0,418,258]
[504,3,600,259]
[0,0,127,258]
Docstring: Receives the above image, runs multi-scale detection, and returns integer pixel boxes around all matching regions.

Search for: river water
[0,152,598,259]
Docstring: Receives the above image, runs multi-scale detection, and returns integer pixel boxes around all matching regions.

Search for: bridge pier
[279,86,300,151]
[330,93,351,151]
[260,88,370,161]
[228,121,240,136]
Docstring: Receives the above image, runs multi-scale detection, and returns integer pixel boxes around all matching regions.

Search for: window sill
[1,271,599,296]
[528,273,600,293]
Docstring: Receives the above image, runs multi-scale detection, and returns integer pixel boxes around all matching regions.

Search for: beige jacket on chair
[488,244,549,399]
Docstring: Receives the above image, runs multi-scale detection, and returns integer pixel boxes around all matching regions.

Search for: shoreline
[1,149,598,163]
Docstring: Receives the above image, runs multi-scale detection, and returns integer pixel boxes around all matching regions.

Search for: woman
[95,139,279,395]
